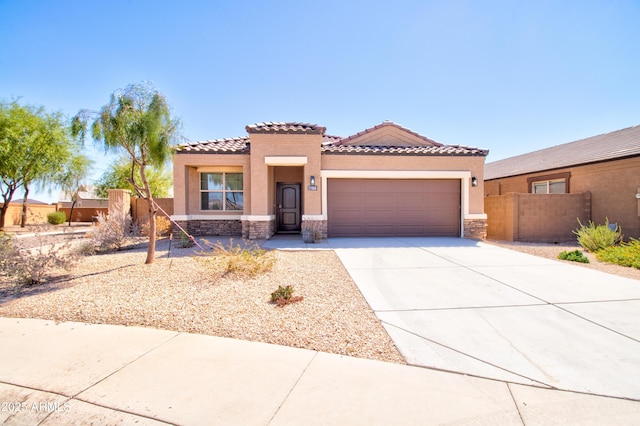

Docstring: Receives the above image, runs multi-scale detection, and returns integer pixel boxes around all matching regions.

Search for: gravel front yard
[0,238,405,364]
[1,234,637,366]
[486,239,640,281]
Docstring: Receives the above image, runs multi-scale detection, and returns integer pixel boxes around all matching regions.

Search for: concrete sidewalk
[1,317,639,425]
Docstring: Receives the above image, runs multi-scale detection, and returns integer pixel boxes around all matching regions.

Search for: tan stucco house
[485,125,640,240]
[172,121,488,240]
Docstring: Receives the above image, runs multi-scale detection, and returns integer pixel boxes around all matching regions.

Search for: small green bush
[271,285,294,302]
[47,211,66,225]
[596,239,640,269]
[179,230,195,248]
[270,285,303,307]
[558,249,590,263]
[574,218,622,252]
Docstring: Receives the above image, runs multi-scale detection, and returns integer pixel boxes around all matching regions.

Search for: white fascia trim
[265,156,308,166]
[465,213,488,220]
[240,215,276,221]
[302,214,325,221]
[172,215,243,221]
[321,170,471,179]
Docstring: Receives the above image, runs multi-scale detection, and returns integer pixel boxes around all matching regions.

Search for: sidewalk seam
[267,351,319,425]
[506,383,526,425]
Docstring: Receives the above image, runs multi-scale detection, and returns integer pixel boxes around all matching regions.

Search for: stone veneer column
[463,219,487,240]
[243,219,276,240]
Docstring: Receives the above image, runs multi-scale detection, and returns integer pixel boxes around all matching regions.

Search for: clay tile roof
[174,136,250,154]
[485,124,640,180]
[322,134,343,145]
[245,121,326,135]
[322,144,488,156]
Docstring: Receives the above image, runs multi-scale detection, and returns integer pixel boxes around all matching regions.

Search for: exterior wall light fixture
[471,177,478,187]
[308,175,318,191]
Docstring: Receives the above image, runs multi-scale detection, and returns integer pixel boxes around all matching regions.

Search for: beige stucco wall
[485,156,640,238]
[173,133,488,230]
[172,153,251,217]
[322,154,486,215]
[249,133,323,216]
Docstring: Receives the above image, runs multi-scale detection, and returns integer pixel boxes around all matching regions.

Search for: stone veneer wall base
[242,219,276,240]
[463,219,487,240]
[173,220,242,238]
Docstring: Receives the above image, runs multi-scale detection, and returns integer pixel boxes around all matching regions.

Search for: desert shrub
[73,240,97,256]
[270,285,303,307]
[199,239,276,277]
[0,230,77,286]
[47,211,66,225]
[0,232,19,281]
[558,249,590,263]
[139,215,172,237]
[89,210,135,251]
[596,239,640,269]
[574,218,622,252]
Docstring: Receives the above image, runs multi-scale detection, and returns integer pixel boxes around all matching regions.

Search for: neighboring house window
[532,179,566,194]
[527,172,571,194]
[200,172,244,211]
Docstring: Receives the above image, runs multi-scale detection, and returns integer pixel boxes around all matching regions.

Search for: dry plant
[0,229,78,287]
[88,205,136,252]
[198,238,276,278]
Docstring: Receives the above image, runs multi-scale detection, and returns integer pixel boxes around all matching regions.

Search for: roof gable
[337,121,442,147]
[485,124,640,180]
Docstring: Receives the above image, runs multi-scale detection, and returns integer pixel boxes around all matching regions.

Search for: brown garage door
[327,179,461,237]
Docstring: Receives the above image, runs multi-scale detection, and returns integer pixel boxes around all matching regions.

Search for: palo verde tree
[95,154,172,199]
[57,153,93,226]
[0,100,73,229]
[72,83,181,264]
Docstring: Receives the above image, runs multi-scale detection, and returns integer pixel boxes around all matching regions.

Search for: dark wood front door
[276,183,301,233]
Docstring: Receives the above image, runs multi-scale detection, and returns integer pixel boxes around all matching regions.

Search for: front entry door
[276,183,301,233]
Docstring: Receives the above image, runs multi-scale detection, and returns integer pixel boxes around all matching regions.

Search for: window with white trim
[532,179,566,194]
[200,172,244,210]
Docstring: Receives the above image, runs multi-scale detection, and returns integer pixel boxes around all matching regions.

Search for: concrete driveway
[328,237,640,401]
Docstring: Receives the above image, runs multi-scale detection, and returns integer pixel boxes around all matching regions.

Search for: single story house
[485,124,640,240]
[172,121,488,240]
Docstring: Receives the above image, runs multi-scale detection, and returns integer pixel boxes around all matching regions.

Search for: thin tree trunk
[145,195,157,265]
[0,202,9,230]
[0,185,18,230]
[139,165,157,265]
[68,199,76,226]
[20,186,29,228]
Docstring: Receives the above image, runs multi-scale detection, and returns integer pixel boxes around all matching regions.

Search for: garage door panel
[397,210,426,220]
[396,193,426,208]
[331,209,363,221]
[328,179,460,237]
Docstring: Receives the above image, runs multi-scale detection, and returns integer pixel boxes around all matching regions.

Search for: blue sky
[1,0,639,203]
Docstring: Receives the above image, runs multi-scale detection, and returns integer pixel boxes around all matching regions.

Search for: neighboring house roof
[1,198,49,206]
[175,121,488,157]
[485,124,640,180]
